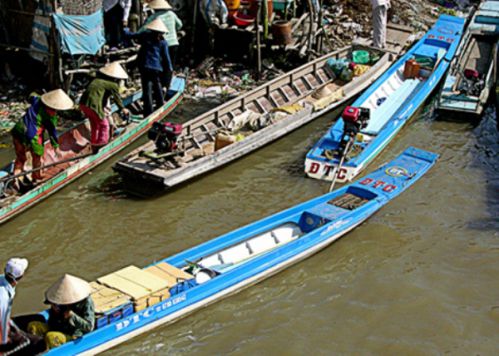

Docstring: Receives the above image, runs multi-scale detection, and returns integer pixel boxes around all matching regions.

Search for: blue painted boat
[304,15,464,184]
[437,0,499,116]
[35,147,437,355]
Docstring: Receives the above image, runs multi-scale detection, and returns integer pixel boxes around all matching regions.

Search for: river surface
[0,97,498,355]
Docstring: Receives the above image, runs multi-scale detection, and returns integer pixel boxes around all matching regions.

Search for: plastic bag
[352,50,370,65]
[339,68,353,82]
[326,58,349,76]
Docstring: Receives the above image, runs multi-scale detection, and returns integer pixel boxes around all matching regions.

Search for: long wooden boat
[0,77,186,224]
[113,24,412,196]
[437,0,499,116]
[304,15,465,183]
[29,146,439,355]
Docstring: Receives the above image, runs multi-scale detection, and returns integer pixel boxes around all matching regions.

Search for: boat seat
[271,223,303,244]
[218,244,252,265]
[247,234,279,255]
[362,78,420,135]
[364,72,405,110]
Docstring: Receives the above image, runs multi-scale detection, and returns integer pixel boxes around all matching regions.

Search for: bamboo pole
[256,0,262,78]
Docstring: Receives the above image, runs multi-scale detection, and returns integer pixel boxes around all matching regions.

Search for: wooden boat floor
[328,193,370,210]
[455,36,495,88]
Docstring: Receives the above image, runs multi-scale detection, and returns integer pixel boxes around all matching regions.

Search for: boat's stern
[304,156,358,183]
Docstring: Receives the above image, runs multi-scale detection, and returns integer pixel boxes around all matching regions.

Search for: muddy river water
[0,97,498,355]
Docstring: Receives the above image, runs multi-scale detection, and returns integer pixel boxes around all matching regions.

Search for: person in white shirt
[371,0,391,48]
[103,0,133,48]
[0,258,45,354]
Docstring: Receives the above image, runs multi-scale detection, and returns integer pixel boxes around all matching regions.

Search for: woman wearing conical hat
[141,0,182,69]
[10,89,73,182]
[79,61,130,153]
[127,18,173,117]
[28,274,95,349]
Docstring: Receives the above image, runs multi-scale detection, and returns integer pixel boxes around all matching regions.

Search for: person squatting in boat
[10,90,74,183]
[80,61,130,153]
[28,274,95,350]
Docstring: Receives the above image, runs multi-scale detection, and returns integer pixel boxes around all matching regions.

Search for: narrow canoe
[437,0,499,116]
[113,24,413,196]
[0,77,186,224]
[36,146,438,355]
[304,15,465,183]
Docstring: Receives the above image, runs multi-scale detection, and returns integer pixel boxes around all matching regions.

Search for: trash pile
[316,0,444,50]
[185,57,284,103]
[0,82,30,135]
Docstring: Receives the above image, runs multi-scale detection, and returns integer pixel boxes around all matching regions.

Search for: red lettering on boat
[360,178,373,185]
[383,184,397,192]
[310,162,320,174]
[337,168,347,180]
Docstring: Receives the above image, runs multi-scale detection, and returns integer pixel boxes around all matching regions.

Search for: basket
[233,12,255,27]
[60,0,102,15]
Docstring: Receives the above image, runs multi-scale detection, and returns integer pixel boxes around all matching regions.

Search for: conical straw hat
[41,89,74,111]
[145,18,169,34]
[99,61,129,80]
[312,86,332,100]
[45,274,91,305]
[149,0,172,10]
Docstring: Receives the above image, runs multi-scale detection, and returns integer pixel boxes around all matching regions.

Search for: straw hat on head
[145,18,169,34]
[41,89,74,111]
[99,61,129,80]
[148,0,172,10]
[45,274,91,305]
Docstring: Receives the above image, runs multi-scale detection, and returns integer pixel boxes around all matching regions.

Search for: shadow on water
[433,99,499,232]
[467,106,499,231]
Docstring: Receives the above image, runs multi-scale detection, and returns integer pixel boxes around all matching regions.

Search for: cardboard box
[145,262,193,286]
[98,266,172,311]
[90,281,133,329]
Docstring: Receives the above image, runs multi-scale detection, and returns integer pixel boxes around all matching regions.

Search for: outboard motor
[461,68,484,97]
[339,106,370,154]
[147,122,183,153]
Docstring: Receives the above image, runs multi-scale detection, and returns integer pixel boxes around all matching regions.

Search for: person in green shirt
[10,89,73,182]
[141,0,182,69]
[28,274,95,350]
[79,61,130,152]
